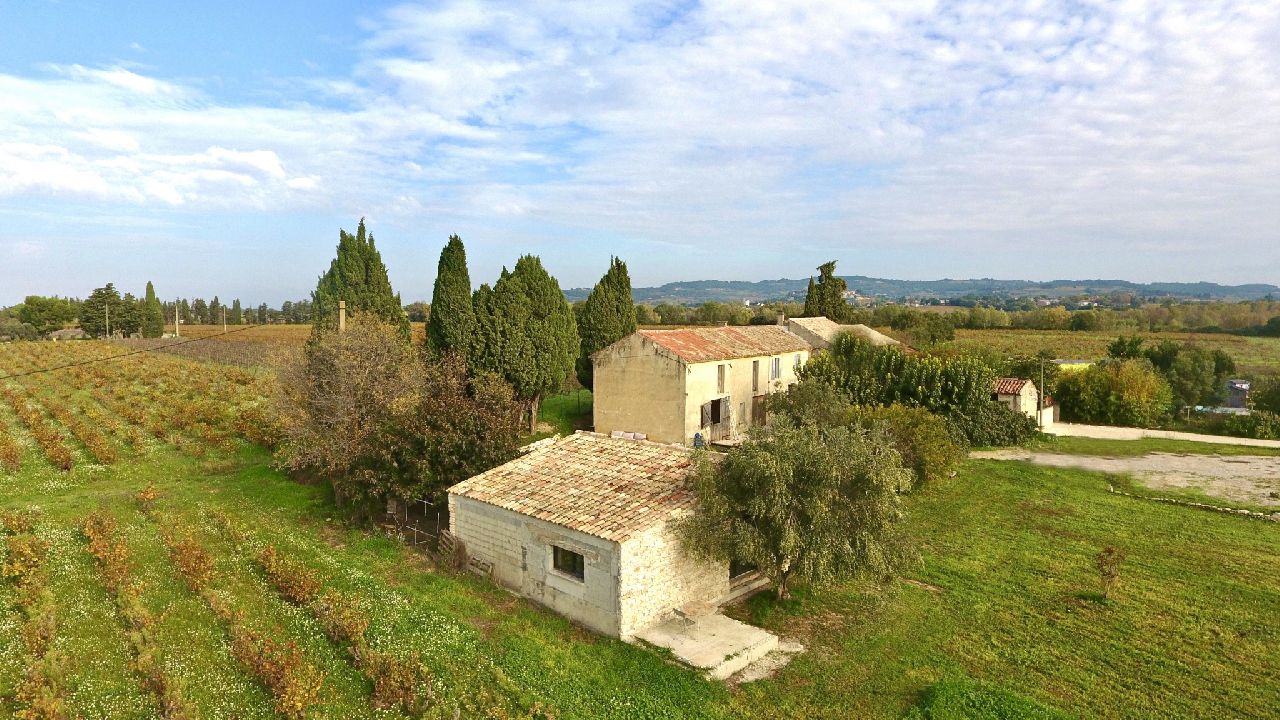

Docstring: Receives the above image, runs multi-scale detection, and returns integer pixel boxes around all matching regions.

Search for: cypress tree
[312,218,408,337]
[427,234,476,358]
[803,261,850,322]
[141,281,165,337]
[209,296,223,325]
[576,257,637,389]
[509,256,578,431]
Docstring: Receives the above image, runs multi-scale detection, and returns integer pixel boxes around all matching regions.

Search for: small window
[552,545,585,581]
[717,364,726,394]
[752,360,760,392]
[771,357,781,380]
[793,353,802,371]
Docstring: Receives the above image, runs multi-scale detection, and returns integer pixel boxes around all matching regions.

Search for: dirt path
[971,450,1280,507]
[1045,422,1280,449]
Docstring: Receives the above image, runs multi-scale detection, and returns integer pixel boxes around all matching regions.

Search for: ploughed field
[1,342,1277,719]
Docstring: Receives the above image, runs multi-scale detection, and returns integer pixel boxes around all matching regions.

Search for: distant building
[1225,379,1251,409]
[993,377,1053,427]
[783,316,903,352]
[592,326,810,445]
[447,432,739,639]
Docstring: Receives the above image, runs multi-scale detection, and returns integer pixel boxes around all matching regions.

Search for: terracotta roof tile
[634,326,810,363]
[994,377,1032,395]
[447,432,700,542]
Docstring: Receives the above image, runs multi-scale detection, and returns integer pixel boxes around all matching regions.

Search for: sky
[2,0,1278,306]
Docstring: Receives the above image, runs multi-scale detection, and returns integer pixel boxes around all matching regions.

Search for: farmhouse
[446,432,733,639]
[591,326,810,445]
[783,315,902,351]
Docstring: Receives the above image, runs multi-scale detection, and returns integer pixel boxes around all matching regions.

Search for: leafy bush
[162,530,215,591]
[228,627,324,720]
[4,535,48,589]
[313,590,369,645]
[1054,359,1173,427]
[1221,410,1280,440]
[362,649,435,715]
[946,401,1039,448]
[904,676,1071,720]
[846,405,965,489]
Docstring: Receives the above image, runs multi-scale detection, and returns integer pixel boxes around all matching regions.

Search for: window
[771,357,781,380]
[552,545,585,581]
[793,353,802,372]
[717,364,726,394]
[752,360,760,392]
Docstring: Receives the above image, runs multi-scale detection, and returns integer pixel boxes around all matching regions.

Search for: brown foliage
[257,545,321,605]
[135,484,161,515]
[83,512,131,596]
[312,590,369,646]
[1097,545,1126,599]
[161,530,214,591]
[362,649,434,715]
[1,509,39,535]
[228,626,325,720]
[3,535,48,589]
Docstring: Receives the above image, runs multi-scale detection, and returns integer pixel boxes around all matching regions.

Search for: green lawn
[531,389,593,440]
[3,443,1277,718]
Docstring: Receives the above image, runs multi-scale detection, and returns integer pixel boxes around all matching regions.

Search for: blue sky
[2,0,1278,306]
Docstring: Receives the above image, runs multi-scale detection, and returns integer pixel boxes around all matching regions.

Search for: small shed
[993,377,1040,420]
[447,432,730,639]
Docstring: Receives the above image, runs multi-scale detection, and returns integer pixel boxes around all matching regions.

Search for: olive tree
[679,422,912,600]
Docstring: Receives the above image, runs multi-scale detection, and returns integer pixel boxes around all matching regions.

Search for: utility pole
[1038,356,1045,431]
[222,306,226,334]
[105,301,110,339]
[338,300,346,333]
[174,298,180,337]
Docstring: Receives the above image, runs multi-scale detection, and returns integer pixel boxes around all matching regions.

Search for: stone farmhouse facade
[590,326,811,445]
[447,432,731,639]
[993,377,1053,427]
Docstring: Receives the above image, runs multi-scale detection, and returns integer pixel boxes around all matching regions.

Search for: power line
[0,324,272,380]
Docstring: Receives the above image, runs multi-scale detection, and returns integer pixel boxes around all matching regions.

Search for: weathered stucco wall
[999,384,1040,418]
[449,494,623,637]
[592,335,687,444]
[682,350,808,443]
[618,517,729,638]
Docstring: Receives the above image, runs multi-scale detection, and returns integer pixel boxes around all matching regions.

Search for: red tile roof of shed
[635,326,810,364]
[994,377,1032,395]
[447,432,700,542]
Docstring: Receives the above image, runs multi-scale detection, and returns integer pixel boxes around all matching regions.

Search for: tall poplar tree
[575,257,637,389]
[230,299,243,325]
[427,234,475,358]
[209,296,223,326]
[312,218,408,337]
[141,281,165,337]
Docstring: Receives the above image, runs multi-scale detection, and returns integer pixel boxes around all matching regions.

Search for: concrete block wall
[449,494,624,637]
[618,518,729,638]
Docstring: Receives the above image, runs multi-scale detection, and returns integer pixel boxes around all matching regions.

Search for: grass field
[2,342,1278,718]
[948,328,1280,377]
[1028,435,1280,457]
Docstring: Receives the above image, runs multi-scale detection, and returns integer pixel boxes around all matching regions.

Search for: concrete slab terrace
[634,613,779,681]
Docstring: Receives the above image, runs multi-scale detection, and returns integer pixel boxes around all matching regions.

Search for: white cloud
[2,0,1279,285]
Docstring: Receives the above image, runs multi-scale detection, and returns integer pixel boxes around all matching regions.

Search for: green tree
[576,257,637,389]
[802,261,850,322]
[679,422,911,600]
[257,303,269,324]
[117,293,142,337]
[209,296,223,326]
[80,284,122,338]
[18,295,80,335]
[230,299,243,325]
[426,234,475,357]
[1108,335,1145,359]
[191,298,208,324]
[312,218,408,337]
[141,281,165,337]
[1055,360,1173,427]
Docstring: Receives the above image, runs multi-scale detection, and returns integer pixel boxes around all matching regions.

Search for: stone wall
[592,335,687,444]
[449,494,624,636]
[618,516,729,638]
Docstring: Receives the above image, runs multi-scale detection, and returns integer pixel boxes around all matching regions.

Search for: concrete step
[634,613,779,681]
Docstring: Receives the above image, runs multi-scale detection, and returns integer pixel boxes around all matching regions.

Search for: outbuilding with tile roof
[447,432,734,638]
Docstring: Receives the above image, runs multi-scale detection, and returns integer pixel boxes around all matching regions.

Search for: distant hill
[563,276,1280,304]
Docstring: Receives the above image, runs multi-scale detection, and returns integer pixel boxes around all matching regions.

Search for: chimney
[776,313,786,326]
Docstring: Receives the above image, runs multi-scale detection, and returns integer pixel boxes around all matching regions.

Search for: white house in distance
[591,326,811,445]
[446,432,733,639]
